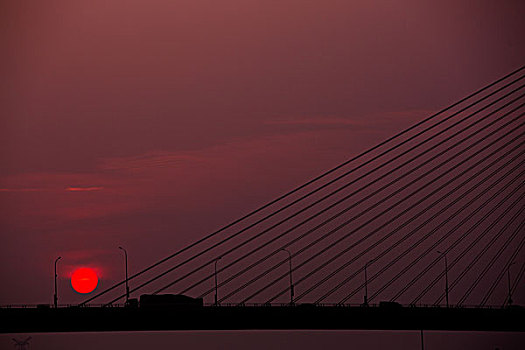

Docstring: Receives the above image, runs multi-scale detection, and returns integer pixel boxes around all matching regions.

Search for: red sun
[71,268,98,294]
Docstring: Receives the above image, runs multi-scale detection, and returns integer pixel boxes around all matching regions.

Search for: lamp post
[54,256,61,308]
[118,247,130,303]
[364,260,372,306]
[507,261,516,307]
[214,257,222,306]
[437,251,449,307]
[280,249,294,305]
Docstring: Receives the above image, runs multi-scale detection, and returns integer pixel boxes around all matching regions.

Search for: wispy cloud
[65,187,104,192]
[1,186,105,192]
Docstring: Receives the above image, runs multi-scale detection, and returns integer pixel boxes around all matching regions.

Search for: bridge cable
[431,203,525,305]
[80,66,525,306]
[479,228,525,306]
[264,129,525,303]
[409,200,525,305]
[335,164,525,304]
[389,189,525,303]
[437,213,525,306]
[160,98,525,298]
[211,109,524,302]
[458,218,525,305]
[266,128,525,303]
[249,136,525,303]
[306,144,525,303]
[109,83,525,305]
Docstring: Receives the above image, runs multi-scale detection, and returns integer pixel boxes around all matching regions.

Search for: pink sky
[1,0,524,306]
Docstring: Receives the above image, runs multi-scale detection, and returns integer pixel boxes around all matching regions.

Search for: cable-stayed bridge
[2,66,525,333]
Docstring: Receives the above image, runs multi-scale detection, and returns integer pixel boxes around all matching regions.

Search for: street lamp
[437,251,449,308]
[364,260,373,306]
[214,257,222,306]
[118,247,130,303]
[280,249,294,305]
[54,256,61,308]
[507,261,516,307]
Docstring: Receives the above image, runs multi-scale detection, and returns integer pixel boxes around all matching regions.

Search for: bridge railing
[0,303,513,309]
[0,303,125,309]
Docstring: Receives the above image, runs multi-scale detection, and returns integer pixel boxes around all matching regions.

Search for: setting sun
[71,267,98,294]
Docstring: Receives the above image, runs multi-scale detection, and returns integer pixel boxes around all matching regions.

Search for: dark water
[2,331,524,350]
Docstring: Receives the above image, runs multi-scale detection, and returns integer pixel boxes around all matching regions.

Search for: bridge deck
[1,306,523,333]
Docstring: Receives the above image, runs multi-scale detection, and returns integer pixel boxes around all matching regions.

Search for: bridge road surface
[1,305,524,333]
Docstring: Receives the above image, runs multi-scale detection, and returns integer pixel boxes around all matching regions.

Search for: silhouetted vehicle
[139,294,203,308]
[36,304,50,309]
[379,301,402,308]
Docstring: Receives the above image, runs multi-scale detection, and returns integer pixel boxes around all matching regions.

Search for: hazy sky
[1,0,524,309]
